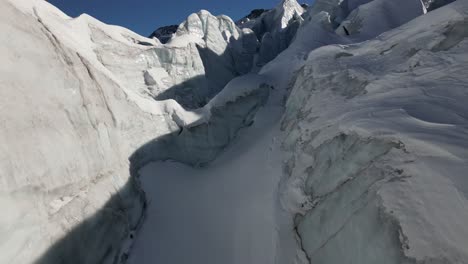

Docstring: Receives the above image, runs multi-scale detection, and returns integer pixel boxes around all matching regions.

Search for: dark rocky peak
[148,24,178,44]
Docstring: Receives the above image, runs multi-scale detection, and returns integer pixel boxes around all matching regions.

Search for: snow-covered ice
[128,105,292,264]
[1,0,468,263]
[281,1,468,263]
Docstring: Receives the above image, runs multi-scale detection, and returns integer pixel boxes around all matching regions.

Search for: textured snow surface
[1,0,467,263]
[334,0,425,39]
[238,0,305,66]
[127,1,465,263]
[128,106,291,264]
[0,1,166,263]
[281,1,468,263]
[0,0,267,263]
[0,0,288,260]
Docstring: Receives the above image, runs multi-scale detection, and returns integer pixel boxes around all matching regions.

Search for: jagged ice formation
[1,0,467,264]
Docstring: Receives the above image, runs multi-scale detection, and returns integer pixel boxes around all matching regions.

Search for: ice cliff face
[1,0,468,263]
[152,0,308,71]
[0,0,278,263]
[93,9,260,109]
[238,0,306,66]
[0,1,164,263]
[281,0,468,263]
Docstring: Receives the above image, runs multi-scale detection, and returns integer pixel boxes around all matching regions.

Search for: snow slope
[128,105,289,264]
[281,1,468,263]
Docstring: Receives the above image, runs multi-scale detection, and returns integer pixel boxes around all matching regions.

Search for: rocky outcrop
[237,8,270,25]
[148,24,178,43]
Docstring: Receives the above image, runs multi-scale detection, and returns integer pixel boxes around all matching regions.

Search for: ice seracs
[238,0,306,66]
[144,10,262,108]
[281,0,468,263]
[0,0,270,262]
[1,0,467,263]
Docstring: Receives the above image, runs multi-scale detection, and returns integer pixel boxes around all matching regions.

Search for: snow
[1,0,281,263]
[128,106,292,264]
[0,0,174,262]
[126,3,339,264]
[128,0,468,263]
[281,0,468,262]
[238,0,305,67]
[1,0,467,263]
[207,74,267,108]
[335,0,425,39]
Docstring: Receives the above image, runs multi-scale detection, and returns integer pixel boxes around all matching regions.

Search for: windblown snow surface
[1,0,468,263]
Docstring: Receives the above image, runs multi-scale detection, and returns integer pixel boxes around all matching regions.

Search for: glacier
[281,1,468,263]
[1,0,468,263]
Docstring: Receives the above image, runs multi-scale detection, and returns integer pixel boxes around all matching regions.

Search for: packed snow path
[128,106,295,264]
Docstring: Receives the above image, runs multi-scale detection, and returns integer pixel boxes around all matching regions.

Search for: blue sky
[48,0,309,36]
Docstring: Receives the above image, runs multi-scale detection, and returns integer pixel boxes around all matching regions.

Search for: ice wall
[0,0,273,263]
[238,0,306,66]
[92,9,260,109]
[1,0,464,263]
[0,1,169,263]
[281,1,468,262]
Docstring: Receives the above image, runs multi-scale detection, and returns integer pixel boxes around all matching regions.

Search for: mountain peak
[275,0,305,29]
